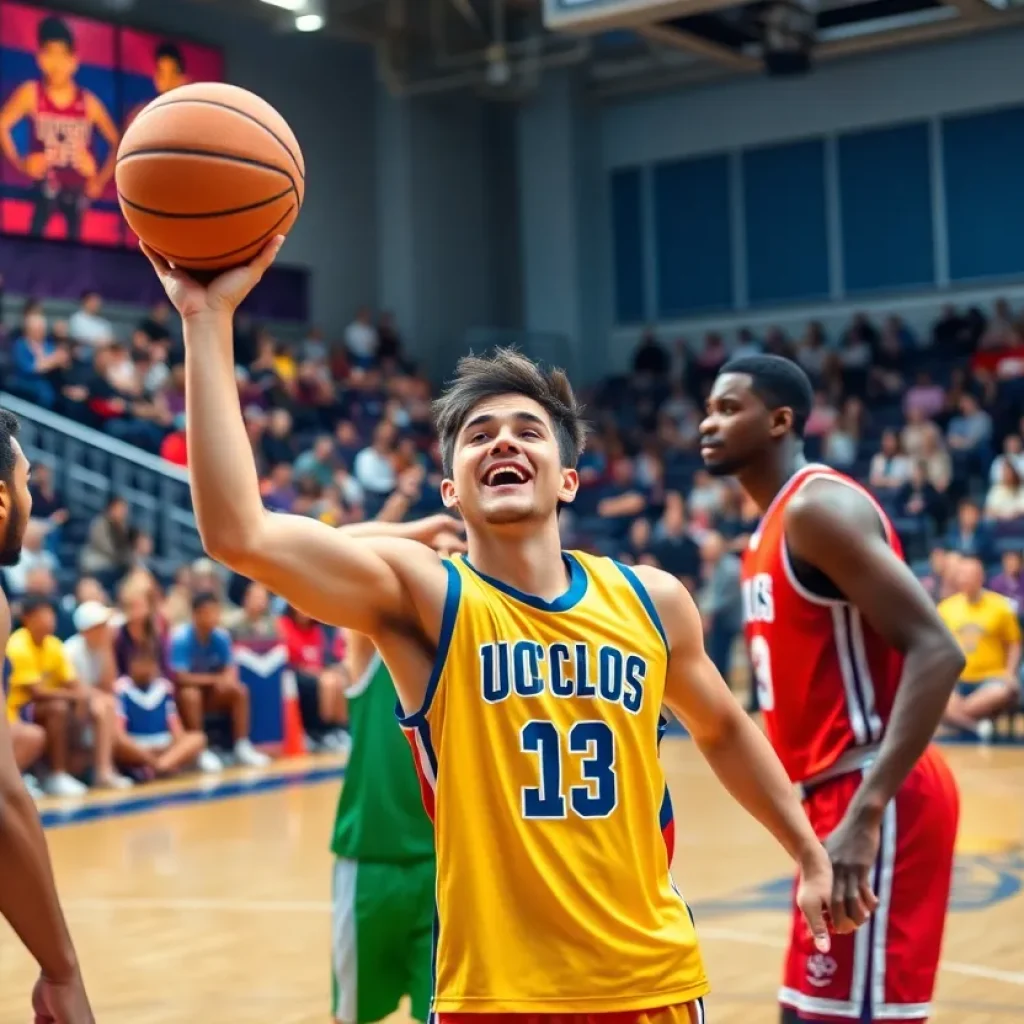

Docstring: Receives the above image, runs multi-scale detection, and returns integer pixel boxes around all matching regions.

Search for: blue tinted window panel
[943,106,1024,281]
[743,139,830,304]
[610,167,646,324]
[838,123,934,293]
[653,155,733,316]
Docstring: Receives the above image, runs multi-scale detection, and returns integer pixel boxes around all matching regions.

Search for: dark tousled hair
[433,348,587,477]
[0,410,20,485]
[718,354,814,438]
[155,41,184,70]
[38,15,74,51]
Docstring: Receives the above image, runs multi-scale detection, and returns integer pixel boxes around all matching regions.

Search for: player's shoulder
[6,625,30,654]
[784,472,882,545]
[627,563,699,650]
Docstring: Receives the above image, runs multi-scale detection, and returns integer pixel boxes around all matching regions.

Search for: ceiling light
[260,0,304,11]
[295,12,324,30]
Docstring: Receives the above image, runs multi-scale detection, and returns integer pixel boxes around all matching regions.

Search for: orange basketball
[115,82,304,271]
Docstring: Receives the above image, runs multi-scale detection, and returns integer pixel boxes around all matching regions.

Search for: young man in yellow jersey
[938,554,1021,740]
[143,236,837,1024]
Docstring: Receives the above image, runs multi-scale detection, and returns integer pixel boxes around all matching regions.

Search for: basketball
[115,82,304,272]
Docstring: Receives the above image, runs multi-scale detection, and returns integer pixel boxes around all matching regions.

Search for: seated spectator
[917,428,952,496]
[632,329,669,378]
[868,324,905,397]
[79,497,134,584]
[687,469,725,522]
[4,520,58,595]
[354,421,398,502]
[594,458,649,543]
[114,646,208,779]
[901,407,940,460]
[896,462,942,527]
[947,394,993,469]
[10,311,70,407]
[989,550,1024,611]
[345,306,378,368]
[989,433,1024,486]
[869,429,911,493]
[984,461,1024,522]
[804,391,837,438]
[67,290,114,351]
[795,322,828,381]
[4,654,46,797]
[168,593,269,769]
[28,463,68,552]
[903,372,946,421]
[6,594,129,795]
[650,492,700,590]
[294,435,337,489]
[919,546,948,603]
[945,500,994,563]
[114,571,168,676]
[64,601,118,692]
[277,605,348,751]
[225,582,280,643]
[822,408,859,468]
[938,556,1021,740]
[697,531,741,681]
[262,463,297,513]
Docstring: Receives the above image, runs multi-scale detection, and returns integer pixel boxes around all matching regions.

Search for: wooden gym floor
[0,739,1021,1024]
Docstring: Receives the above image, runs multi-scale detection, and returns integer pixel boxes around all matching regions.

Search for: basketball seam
[116,147,296,197]
[132,97,305,181]
[118,186,293,220]
[156,202,297,264]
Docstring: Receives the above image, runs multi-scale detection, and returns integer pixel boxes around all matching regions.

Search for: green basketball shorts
[331,857,436,1024]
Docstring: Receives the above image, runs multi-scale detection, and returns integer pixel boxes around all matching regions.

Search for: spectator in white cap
[64,600,119,693]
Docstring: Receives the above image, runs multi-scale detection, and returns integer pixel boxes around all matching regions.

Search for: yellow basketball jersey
[398,551,709,1013]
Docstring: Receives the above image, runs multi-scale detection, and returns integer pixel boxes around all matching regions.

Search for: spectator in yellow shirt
[938,555,1022,740]
[6,594,130,796]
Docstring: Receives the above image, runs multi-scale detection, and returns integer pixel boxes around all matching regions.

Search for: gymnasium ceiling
[118,0,1024,98]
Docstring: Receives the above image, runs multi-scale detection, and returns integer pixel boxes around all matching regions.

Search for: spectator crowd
[2,286,1024,798]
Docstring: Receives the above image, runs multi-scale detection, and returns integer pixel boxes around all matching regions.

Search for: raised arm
[635,564,833,950]
[784,480,964,927]
[141,239,447,639]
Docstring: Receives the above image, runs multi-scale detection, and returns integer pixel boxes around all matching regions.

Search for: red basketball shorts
[781,746,959,1022]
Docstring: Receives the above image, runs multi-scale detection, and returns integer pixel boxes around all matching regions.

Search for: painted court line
[696,926,1024,988]
[61,897,1024,988]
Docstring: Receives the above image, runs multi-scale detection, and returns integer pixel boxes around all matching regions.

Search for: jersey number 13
[520,720,617,820]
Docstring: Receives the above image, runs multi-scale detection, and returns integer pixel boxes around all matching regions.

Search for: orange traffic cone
[281,669,306,758]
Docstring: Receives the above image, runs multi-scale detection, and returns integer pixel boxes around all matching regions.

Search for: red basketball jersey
[741,464,905,784]
[32,81,91,190]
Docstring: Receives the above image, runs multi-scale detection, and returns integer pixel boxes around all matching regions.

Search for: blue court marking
[38,764,345,830]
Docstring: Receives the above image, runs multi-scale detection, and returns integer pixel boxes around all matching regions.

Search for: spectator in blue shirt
[167,593,270,770]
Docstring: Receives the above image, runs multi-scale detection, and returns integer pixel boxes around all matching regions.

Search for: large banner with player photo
[0,2,222,248]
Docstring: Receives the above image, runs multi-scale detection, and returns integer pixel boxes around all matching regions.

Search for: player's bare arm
[0,597,93,1023]
[83,91,119,195]
[635,563,834,951]
[784,479,965,930]
[0,82,38,174]
[141,238,448,715]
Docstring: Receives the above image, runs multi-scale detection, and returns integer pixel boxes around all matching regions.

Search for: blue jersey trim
[613,560,669,652]
[397,559,462,728]
[460,551,588,612]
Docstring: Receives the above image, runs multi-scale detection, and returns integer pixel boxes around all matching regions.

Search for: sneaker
[198,749,224,774]
[22,774,43,800]
[322,731,351,755]
[976,719,995,743]
[95,772,135,791]
[44,772,88,798]
[234,739,271,768]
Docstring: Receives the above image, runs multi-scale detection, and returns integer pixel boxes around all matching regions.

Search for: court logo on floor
[690,851,1024,916]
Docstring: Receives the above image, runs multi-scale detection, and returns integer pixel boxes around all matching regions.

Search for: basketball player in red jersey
[125,42,190,129]
[0,15,120,241]
[0,409,94,1024]
[700,355,964,1024]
